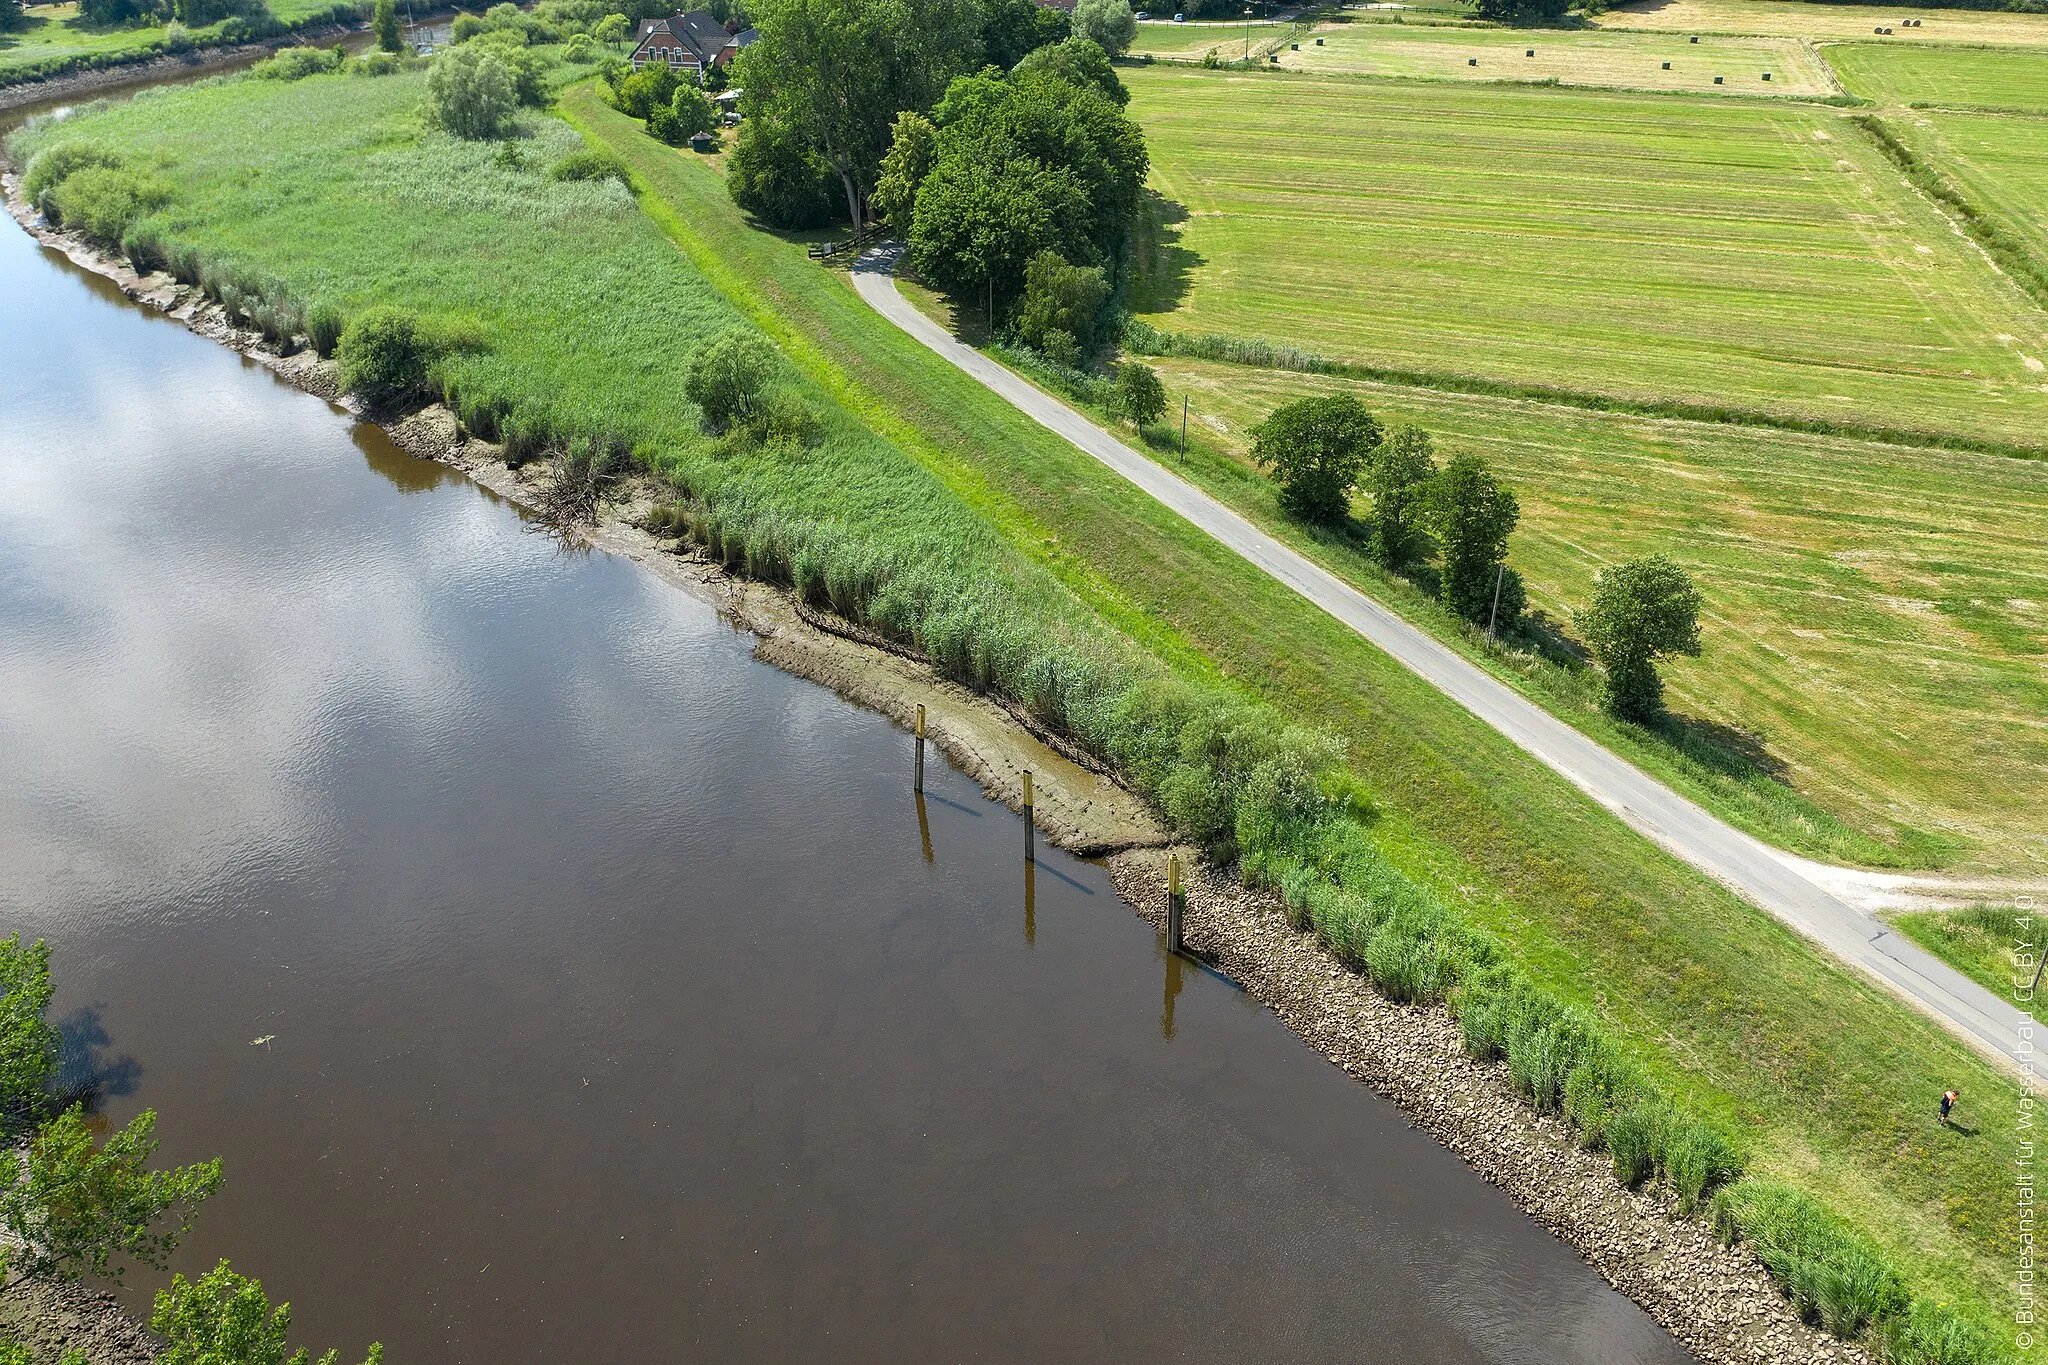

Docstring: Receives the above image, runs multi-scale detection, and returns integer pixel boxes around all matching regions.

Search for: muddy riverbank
[1,186,1870,1365]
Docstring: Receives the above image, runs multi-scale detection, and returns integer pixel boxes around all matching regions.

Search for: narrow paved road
[851,250,2039,1080]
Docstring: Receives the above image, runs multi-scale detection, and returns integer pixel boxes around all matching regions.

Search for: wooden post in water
[914,703,926,793]
[1022,769,1035,863]
[1166,853,1185,956]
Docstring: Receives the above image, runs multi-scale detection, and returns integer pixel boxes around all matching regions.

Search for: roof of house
[632,10,752,65]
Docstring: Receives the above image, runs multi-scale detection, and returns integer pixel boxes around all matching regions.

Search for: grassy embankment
[1892,906,2048,1024]
[1888,108,2048,269]
[1123,67,2048,453]
[0,0,365,87]
[8,63,2032,1356]
[1269,21,1836,96]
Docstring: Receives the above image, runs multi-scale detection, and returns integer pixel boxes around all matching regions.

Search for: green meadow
[1274,21,1834,97]
[1828,40,2048,112]
[1130,356,2048,876]
[1893,905,2048,1024]
[1124,66,2048,451]
[1894,109,2048,269]
[1597,0,2048,47]
[8,58,2037,1356]
[0,0,362,86]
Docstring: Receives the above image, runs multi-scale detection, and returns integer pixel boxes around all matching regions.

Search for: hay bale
[1315,35,1323,44]
[1468,56,1477,65]
[1661,60,1670,69]
[1713,74,1723,83]
[1526,48,1534,56]
[1689,33,1698,42]
[1761,71,1771,80]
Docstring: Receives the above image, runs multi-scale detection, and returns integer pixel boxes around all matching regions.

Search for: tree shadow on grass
[1126,190,1201,317]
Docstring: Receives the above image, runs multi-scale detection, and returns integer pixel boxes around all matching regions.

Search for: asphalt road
[850,250,2039,1081]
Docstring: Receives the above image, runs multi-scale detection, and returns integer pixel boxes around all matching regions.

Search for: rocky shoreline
[1,183,1872,1365]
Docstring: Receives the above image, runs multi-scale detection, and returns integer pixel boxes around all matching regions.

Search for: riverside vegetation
[0,11,2028,1362]
[0,936,382,1365]
[0,0,368,89]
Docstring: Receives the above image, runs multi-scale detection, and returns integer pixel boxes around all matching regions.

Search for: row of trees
[1248,394,1701,719]
[0,936,381,1364]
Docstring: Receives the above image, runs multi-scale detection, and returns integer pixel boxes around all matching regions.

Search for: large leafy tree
[1252,394,1382,524]
[736,0,983,229]
[1576,554,1704,721]
[1071,0,1135,57]
[1425,453,1519,623]
[981,0,1067,68]
[906,66,1146,307]
[1013,35,1126,105]
[1365,424,1435,569]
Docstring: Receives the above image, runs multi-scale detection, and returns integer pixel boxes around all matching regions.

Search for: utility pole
[1486,563,1506,644]
[1179,395,1188,461]
[1243,5,1252,61]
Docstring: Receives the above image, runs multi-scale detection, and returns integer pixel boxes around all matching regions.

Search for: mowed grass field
[1138,357,2048,874]
[1891,905,2048,1022]
[1124,66,2048,449]
[1275,21,1834,97]
[1598,0,2048,45]
[1894,109,2048,270]
[1127,17,1296,60]
[1828,40,2048,111]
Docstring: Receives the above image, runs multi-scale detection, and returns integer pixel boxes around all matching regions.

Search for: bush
[121,222,169,275]
[46,167,173,248]
[1605,1103,1662,1188]
[1714,1181,1908,1339]
[550,147,631,186]
[1015,249,1108,355]
[741,389,821,452]
[725,117,840,229]
[336,307,433,407]
[249,45,344,80]
[426,44,517,139]
[686,331,776,431]
[1111,360,1165,428]
[647,101,685,145]
[1664,1119,1740,1214]
[350,49,406,76]
[22,142,124,211]
[671,82,716,140]
[305,302,346,359]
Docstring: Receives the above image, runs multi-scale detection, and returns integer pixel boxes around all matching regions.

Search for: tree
[726,117,841,228]
[672,82,717,139]
[906,67,1147,308]
[1014,249,1107,356]
[736,0,983,229]
[1472,0,1568,21]
[1251,394,1382,523]
[1,1106,222,1285]
[1576,555,1703,722]
[0,935,59,1137]
[981,0,1067,68]
[154,1261,383,1365]
[686,331,777,430]
[1365,423,1435,569]
[1426,453,1518,623]
[869,111,936,233]
[373,0,402,53]
[1071,0,1135,58]
[1112,361,1166,428]
[1013,35,1126,105]
[612,61,678,119]
[0,0,28,33]
[426,44,517,139]
[594,12,628,47]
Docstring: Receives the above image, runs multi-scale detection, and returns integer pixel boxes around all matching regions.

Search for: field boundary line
[852,247,2041,1080]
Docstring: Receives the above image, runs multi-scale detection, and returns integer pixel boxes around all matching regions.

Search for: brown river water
[0,164,1696,1362]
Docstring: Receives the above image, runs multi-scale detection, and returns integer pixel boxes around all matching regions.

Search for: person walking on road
[1941,1089,1960,1126]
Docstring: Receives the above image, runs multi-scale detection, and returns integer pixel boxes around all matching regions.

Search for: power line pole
[1179,395,1188,462]
[1486,563,1506,644]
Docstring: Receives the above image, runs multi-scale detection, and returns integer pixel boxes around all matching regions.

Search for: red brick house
[628,10,758,79]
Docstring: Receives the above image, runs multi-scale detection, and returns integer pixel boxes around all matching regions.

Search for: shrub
[350,49,405,76]
[249,45,344,80]
[1876,1299,1998,1365]
[336,307,433,407]
[647,101,685,146]
[22,142,124,211]
[46,167,173,248]
[1605,1103,1661,1188]
[426,44,517,139]
[550,148,630,186]
[1664,1119,1741,1214]
[725,117,840,230]
[741,389,820,452]
[1015,249,1108,355]
[686,331,776,431]
[121,222,169,275]
[305,302,346,359]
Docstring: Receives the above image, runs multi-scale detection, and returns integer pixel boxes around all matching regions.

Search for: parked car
[1173,10,1184,18]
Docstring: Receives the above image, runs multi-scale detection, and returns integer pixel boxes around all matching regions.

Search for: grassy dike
[4,65,2026,1357]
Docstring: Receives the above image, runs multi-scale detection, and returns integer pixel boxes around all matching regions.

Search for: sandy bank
[1,183,1873,1365]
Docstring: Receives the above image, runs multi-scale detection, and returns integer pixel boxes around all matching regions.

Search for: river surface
[0,208,1694,1362]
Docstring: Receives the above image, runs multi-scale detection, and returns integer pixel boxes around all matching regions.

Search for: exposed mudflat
[0,184,1875,1365]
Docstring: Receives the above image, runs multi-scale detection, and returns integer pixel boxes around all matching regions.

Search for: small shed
[690,130,716,152]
